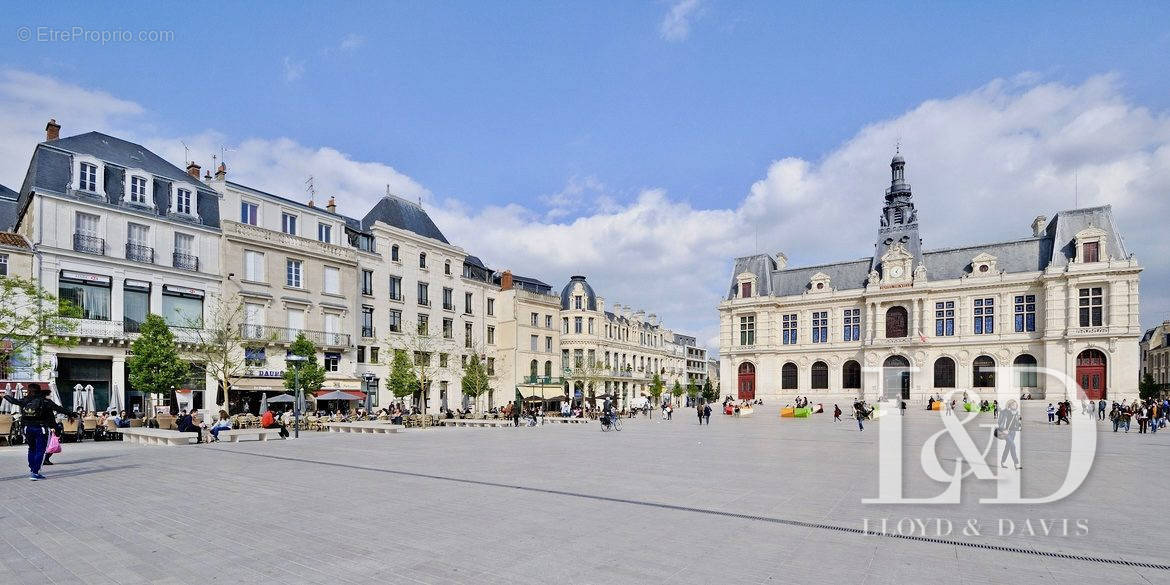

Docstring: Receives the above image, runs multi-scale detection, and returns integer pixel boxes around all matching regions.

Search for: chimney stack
[775,252,788,270]
[45,119,61,141]
[1031,215,1048,237]
[214,163,226,180]
[186,162,201,179]
[500,270,513,291]
[326,196,337,213]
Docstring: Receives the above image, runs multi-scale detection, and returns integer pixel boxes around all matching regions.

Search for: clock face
[890,266,904,278]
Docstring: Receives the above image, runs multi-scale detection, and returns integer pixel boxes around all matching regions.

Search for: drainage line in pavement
[208,448,1170,572]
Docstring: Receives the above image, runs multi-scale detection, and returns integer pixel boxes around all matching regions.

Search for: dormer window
[1083,241,1099,263]
[741,282,752,298]
[172,187,194,216]
[126,174,152,206]
[79,162,98,192]
[1073,226,1107,264]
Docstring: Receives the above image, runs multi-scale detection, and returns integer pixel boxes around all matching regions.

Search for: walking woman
[998,400,1022,470]
[2,383,75,480]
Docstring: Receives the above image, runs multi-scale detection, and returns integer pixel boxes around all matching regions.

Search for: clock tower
[871,151,924,283]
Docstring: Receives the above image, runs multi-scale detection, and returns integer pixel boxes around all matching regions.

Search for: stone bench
[119,427,199,446]
[217,428,284,442]
[439,419,514,428]
[545,417,592,424]
[324,422,403,434]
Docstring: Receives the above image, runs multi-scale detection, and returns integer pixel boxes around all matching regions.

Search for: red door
[737,363,756,400]
[1076,350,1107,400]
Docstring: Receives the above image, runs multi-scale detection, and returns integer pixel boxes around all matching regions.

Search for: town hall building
[718,154,1142,403]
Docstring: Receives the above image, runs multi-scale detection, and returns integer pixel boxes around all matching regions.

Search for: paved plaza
[1,404,1167,585]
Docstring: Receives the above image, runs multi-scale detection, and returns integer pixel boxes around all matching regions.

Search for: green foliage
[387,349,417,399]
[701,378,718,402]
[0,275,78,375]
[671,380,685,398]
[1139,372,1160,400]
[283,333,325,393]
[648,373,664,398]
[127,314,188,397]
[461,353,490,402]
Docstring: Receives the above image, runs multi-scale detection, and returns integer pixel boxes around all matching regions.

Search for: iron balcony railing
[173,251,199,271]
[523,375,563,385]
[443,303,455,311]
[73,233,105,255]
[125,242,154,264]
[361,326,376,339]
[238,324,351,347]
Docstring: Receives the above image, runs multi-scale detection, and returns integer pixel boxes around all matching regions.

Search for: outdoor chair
[0,414,15,446]
[62,418,81,442]
[129,418,144,428]
[82,417,99,439]
[103,419,121,440]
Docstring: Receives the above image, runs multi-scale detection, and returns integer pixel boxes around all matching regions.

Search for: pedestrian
[997,400,1022,470]
[1046,403,1055,424]
[1,383,75,480]
[948,399,955,416]
[1098,399,1107,421]
[855,402,865,431]
[697,402,704,425]
[833,404,842,422]
[703,402,711,425]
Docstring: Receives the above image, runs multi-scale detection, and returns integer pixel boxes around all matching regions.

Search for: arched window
[529,359,538,378]
[842,360,861,389]
[811,361,828,389]
[544,361,552,377]
[933,357,955,388]
[781,362,797,389]
[973,355,995,388]
[1013,354,1037,387]
[885,306,908,338]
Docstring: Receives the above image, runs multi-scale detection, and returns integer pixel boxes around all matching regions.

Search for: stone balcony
[223,220,357,263]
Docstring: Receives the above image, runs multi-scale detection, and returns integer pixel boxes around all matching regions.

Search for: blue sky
[2,2,1169,348]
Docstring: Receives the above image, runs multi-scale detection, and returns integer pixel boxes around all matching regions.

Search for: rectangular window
[935,301,955,336]
[782,314,798,345]
[1014,294,1036,332]
[361,270,374,295]
[465,322,473,348]
[741,282,751,298]
[240,201,258,225]
[443,287,454,310]
[1079,287,1103,327]
[563,318,568,333]
[1082,241,1099,263]
[123,284,150,331]
[843,308,861,341]
[323,266,340,294]
[127,223,149,246]
[417,314,429,336]
[530,312,539,326]
[545,336,552,352]
[357,346,366,364]
[439,353,448,367]
[545,315,552,329]
[324,353,339,372]
[317,223,332,243]
[163,289,203,328]
[530,335,538,351]
[417,282,429,306]
[76,212,99,236]
[973,298,994,334]
[419,253,427,269]
[287,308,305,332]
[244,250,264,282]
[389,309,401,333]
[588,318,594,335]
[487,326,495,345]
[129,176,149,204]
[79,162,98,192]
[59,277,111,321]
[281,213,297,235]
[174,188,193,215]
[811,311,828,343]
[574,317,583,333]
[443,318,453,339]
[243,302,264,338]
[286,259,302,288]
[174,233,193,255]
[486,357,495,376]
[389,276,402,301]
[0,253,7,277]
[361,306,374,338]
[370,347,379,363]
[487,298,494,316]
[464,292,473,314]
[739,315,755,346]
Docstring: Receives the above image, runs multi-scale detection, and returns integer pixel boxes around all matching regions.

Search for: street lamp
[362,372,375,414]
[286,354,307,439]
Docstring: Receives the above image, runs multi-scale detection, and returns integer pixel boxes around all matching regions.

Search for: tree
[385,320,447,412]
[570,359,610,409]
[181,295,256,418]
[648,373,665,405]
[461,353,490,412]
[0,275,78,378]
[283,333,325,397]
[127,314,188,413]
[387,349,417,404]
[671,380,685,404]
[701,377,718,403]
[1139,372,1160,400]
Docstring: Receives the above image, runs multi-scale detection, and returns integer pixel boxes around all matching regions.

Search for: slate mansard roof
[728,205,1128,300]
[360,195,449,244]
[561,275,598,311]
[0,183,18,231]
[15,132,221,230]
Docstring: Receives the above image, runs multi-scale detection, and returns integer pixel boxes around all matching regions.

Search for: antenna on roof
[180,140,190,164]
[305,176,317,206]
[385,184,390,198]
[220,145,235,167]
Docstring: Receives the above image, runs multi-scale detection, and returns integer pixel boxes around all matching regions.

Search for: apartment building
[494,270,562,407]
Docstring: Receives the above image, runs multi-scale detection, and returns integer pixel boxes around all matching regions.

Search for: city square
[2,405,1167,585]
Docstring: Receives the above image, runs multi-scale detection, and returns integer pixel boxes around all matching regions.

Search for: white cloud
[660,0,703,42]
[1,69,1167,356]
[282,56,305,82]
[338,33,365,52]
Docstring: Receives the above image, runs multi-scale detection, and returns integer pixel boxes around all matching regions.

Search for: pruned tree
[387,349,417,405]
[461,353,490,413]
[701,377,718,403]
[127,314,188,414]
[284,333,325,397]
[570,358,609,409]
[384,320,448,412]
[1139,372,1160,401]
[648,373,665,405]
[0,275,78,379]
[671,380,685,405]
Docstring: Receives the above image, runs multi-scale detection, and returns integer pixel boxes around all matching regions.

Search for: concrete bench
[324,422,403,434]
[119,427,199,446]
[439,419,514,428]
[545,417,592,424]
[217,428,284,442]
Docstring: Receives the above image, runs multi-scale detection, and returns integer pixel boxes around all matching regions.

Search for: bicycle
[600,412,622,432]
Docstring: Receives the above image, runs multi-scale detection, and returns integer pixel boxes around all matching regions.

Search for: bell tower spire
[871,150,924,280]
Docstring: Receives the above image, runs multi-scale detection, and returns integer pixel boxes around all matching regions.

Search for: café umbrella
[316,390,360,413]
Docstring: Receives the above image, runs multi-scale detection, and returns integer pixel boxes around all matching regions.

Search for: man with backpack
[2,383,76,480]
